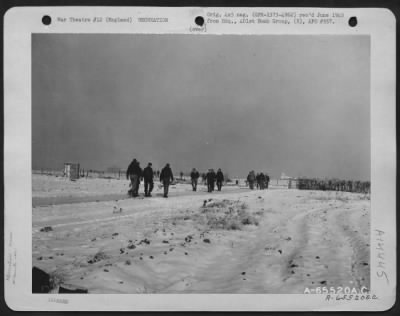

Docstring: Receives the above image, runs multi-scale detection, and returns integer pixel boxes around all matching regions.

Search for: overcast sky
[32,34,370,180]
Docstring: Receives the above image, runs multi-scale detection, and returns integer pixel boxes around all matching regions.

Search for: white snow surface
[32,175,370,293]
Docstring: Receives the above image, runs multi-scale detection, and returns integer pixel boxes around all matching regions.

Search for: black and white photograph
[31,33,371,294]
[4,6,396,311]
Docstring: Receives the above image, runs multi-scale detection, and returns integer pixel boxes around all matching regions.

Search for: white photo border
[4,6,396,311]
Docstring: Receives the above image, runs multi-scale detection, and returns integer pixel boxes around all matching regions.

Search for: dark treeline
[297,178,370,194]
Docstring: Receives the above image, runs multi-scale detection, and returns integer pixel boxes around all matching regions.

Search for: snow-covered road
[32,176,370,294]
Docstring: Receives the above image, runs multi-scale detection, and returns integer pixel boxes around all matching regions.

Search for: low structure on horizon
[280,172,297,180]
[64,162,80,180]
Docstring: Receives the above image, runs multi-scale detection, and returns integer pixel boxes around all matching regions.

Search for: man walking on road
[216,168,224,191]
[143,162,154,197]
[247,170,256,190]
[265,173,270,189]
[258,172,265,190]
[206,169,216,192]
[160,163,174,198]
[190,168,200,191]
[126,158,143,197]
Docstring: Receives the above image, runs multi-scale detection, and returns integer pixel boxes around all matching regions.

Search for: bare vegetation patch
[87,251,109,264]
[193,199,263,231]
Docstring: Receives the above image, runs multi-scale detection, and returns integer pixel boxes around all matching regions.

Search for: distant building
[280,172,298,189]
[280,172,297,180]
[64,163,80,180]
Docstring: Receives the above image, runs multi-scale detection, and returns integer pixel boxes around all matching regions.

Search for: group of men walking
[127,158,228,198]
[190,168,225,193]
[246,170,270,190]
[126,159,174,198]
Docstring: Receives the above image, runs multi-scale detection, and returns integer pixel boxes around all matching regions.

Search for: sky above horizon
[32,34,370,180]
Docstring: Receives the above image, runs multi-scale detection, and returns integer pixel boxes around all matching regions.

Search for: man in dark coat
[190,168,200,191]
[216,168,224,191]
[259,172,265,190]
[256,173,261,189]
[143,162,154,197]
[206,169,216,192]
[265,173,270,189]
[126,159,143,197]
[247,170,256,190]
[160,163,174,198]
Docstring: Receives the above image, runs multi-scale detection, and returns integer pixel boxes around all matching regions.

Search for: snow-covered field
[32,174,370,293]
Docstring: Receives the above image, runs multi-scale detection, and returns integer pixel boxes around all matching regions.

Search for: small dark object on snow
[162,240,169,243]
[362,262,369,266]
[241,272,246,275]
[278,249,282,254]
[37,256,43,261]
[164,251,168,255]
[127,244,136,249]
[138,238,151,245]
[290,264,298,268]
[104,269,109,272]
[112,233,119,236]
[316,256,320,259]
[59,285,88,293]
[120,248,125,254]
[48,256,53,259]
[32,267,50,293]
[140,257,143,260]
[87,251,109,264]
[149,256,154,259]
[320,280,327,285]
[119,281,124,284]
[40,226,53,232]
[185,252,188,255]
[291,271,295,274]
[203,239,211,243]
[169,248,174,252]
[258,196,262,199]
[91,238,96,242]
[203,200,207,207]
